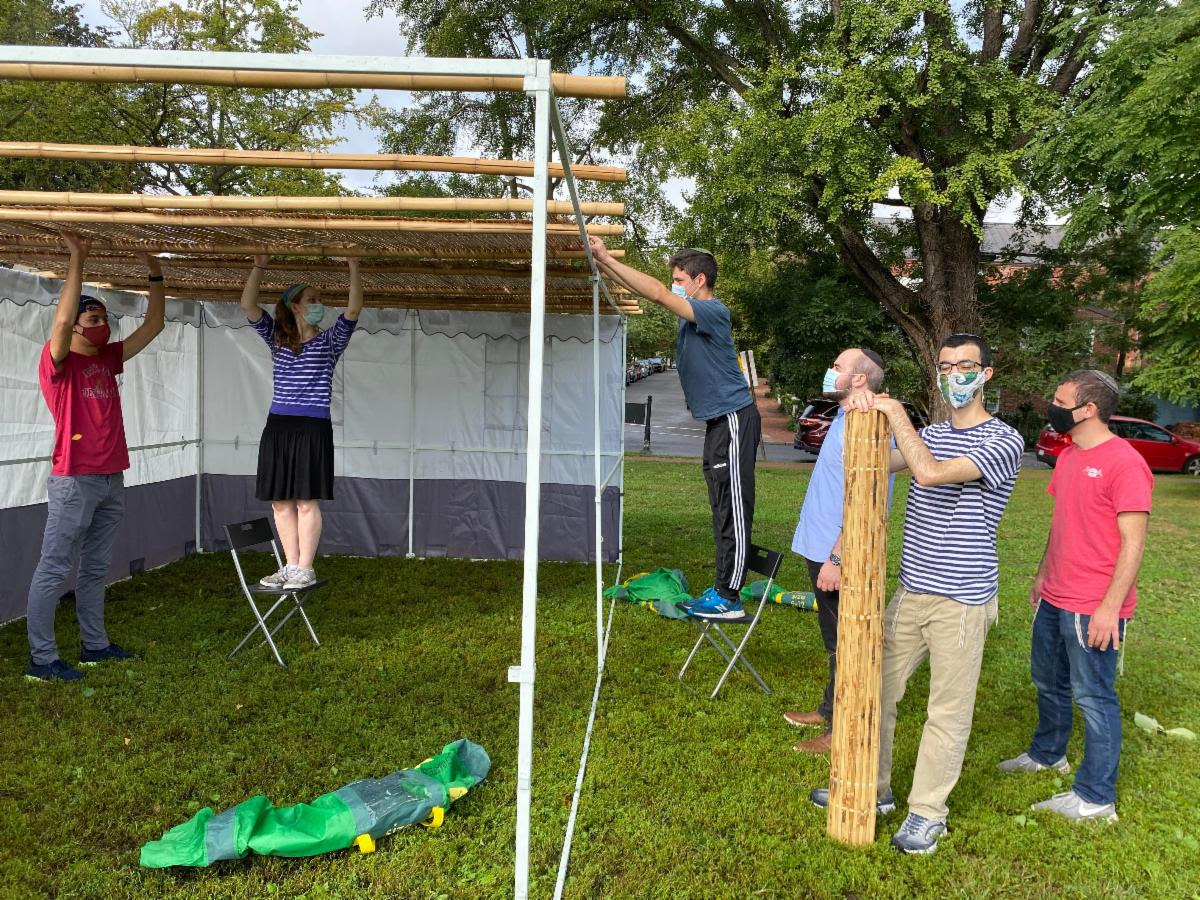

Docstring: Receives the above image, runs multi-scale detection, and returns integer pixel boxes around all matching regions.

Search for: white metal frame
[0,45,628,900]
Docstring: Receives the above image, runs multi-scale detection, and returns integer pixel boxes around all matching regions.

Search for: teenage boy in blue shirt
[589,237,761,619]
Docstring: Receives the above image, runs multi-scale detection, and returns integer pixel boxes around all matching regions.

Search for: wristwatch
[828,553,841,567]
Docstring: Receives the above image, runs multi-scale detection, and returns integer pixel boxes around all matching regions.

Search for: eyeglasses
[936,360,983,374]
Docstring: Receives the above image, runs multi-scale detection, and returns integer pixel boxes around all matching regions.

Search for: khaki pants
[877,587,998,821]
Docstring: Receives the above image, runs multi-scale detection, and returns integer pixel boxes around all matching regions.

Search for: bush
[996,403,1044,450]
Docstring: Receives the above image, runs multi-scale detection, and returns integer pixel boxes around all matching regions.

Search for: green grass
[2,458,1199,899]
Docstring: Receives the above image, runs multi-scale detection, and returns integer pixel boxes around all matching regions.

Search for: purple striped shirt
[250,311,356,418]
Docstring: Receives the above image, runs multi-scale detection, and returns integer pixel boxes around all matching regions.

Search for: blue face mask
[671,284,688,299]
[821,368,841,394]
[303,303,326,326]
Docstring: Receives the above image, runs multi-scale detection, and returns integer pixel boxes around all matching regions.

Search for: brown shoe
[792,729,833,754]
[783,710,826,727]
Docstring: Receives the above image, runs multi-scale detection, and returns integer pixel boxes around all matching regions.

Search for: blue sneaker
[25,657,85,682]
[681,586,720,611]
[79,643,136,666]
[891,811,947,854]
[689,590,745,620]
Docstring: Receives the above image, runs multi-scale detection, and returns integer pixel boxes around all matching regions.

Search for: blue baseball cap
[281,283,312,308]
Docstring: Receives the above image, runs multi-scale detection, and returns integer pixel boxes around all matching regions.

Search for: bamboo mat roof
[0,207,638,315]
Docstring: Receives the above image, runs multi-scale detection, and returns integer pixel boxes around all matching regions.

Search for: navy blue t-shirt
[675,298,753,421]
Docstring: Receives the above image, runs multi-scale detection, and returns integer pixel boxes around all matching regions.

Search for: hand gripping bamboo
[827,409,891,845]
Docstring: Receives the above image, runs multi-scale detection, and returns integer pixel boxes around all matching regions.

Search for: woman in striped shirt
[239,255,363,590]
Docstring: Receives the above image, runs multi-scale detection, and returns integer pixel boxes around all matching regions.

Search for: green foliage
[100,0,359,196]
[0,0,133,191]
[1039,1,1200,403]
[2,460,1199,896]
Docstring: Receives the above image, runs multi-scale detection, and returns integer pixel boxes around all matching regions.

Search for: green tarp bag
[139,738,490,868]
[603,568,692,619]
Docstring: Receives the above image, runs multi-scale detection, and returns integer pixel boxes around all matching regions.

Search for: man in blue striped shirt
[829,333,1024,854]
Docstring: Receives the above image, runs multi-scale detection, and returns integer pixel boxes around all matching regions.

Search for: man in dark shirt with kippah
[589,236,760,619]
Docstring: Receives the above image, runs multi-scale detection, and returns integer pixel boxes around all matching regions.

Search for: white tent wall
[0,268,624,625]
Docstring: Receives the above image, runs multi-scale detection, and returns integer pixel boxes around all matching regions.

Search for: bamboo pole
[0,189,625,217]
[0,62,626,99]
[13,252,607,279]
[0,208,626,234]
[0,142,628,182]
[0,239,624,260]
[827,409,892,845]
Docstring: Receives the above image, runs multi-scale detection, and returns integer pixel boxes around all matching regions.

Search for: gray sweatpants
[27,473,125,665]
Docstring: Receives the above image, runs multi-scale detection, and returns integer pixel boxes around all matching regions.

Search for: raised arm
[49,232,90,367]
[343,257,363,321]
[122,252,166,362]
[588,235,696,322]
[241,254,269,321]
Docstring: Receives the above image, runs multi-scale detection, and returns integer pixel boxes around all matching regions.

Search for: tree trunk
[836,209,984,422]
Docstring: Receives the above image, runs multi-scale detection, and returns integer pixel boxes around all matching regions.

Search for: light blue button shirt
[792,408,895,563]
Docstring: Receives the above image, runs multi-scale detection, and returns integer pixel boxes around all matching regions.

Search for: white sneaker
[281,567,317,590]
[259,565,292,588]
[1031,790,1118,822]
[998,751,1071,774]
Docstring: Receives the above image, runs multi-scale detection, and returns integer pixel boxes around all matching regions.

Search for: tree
[1037,0,1200,405]
[0,0,132,192]
[99,0,362,196]
[367,0,1115,412]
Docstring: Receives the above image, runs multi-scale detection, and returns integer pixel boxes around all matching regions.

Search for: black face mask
[1047,402,1087,435]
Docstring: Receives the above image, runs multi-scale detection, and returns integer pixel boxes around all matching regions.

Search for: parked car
[1036,415,1200,475]
[647,357,665,373]
[792,398,929,453]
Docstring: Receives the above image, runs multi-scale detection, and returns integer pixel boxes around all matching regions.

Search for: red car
[1036,415,1200,475]
[793,398,927,453]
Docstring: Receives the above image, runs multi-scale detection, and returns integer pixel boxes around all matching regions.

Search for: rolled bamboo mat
[827,408,892,845]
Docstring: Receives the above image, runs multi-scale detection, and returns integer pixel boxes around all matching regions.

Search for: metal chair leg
[710,622,770,698]
[230,595,286,660]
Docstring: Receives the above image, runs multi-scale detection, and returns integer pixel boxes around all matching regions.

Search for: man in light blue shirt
[786,347,886,753]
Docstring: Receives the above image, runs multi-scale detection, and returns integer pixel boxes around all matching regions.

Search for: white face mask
[938,370,987,408]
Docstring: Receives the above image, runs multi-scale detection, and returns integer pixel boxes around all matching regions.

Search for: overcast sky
[72,1,1037,221]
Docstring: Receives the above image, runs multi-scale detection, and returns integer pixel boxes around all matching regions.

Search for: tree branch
[980,3,1005,62]
[1007,0,1044,74]
[631,0,753,96]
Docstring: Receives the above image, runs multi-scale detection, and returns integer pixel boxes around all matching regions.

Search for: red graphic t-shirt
[38,341,129,476]
[1041,435,1154,618]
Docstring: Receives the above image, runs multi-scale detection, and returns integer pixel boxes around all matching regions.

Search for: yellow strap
[422,806,445,829]
[353,834,376,854]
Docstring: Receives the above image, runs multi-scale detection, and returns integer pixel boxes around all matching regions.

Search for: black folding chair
[678,544,784,699]
[223,518,326,667]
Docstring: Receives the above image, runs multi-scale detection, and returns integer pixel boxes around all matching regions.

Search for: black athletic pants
[806,556,841,725]
[702,402,761,601]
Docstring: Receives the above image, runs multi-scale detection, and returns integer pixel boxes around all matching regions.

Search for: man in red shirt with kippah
[998,369,1153,822]
[25,232,166,682]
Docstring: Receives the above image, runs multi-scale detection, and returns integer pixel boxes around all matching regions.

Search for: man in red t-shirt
[25,232,166,682]
[998,369,1153,822]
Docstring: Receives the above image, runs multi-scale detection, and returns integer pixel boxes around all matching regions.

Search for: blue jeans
[26,474,125,665]
[1028,600,1125,805]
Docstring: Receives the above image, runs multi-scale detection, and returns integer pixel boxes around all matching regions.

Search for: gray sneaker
[259,565,292,588]
[281,567,317,590]
[809,787,896,815]
[997,751,1071,775]
[1030,790,1118,823]
[891,812,947,854]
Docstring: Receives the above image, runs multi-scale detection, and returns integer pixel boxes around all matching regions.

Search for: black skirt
[255,413,335,501]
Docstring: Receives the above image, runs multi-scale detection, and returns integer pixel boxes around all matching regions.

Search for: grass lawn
[2,457,1198,898]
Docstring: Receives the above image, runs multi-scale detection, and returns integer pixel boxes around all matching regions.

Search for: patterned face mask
[938,370,987,408]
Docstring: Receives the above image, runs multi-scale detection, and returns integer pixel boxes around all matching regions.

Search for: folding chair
[223,518,327,667]
[678,544,783,699]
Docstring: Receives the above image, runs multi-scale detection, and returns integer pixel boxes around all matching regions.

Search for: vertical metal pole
[643,395,652,452]
[511,59,551,900]
[407,310,417,558]
[616,319,627,585]
[194,308,204,552]
[593,275,604,664]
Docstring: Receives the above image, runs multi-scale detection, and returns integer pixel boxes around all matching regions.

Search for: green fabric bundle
[140,739,490,868]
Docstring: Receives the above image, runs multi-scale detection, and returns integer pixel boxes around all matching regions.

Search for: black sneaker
[79,643,136,666]
[26,657,85,682]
